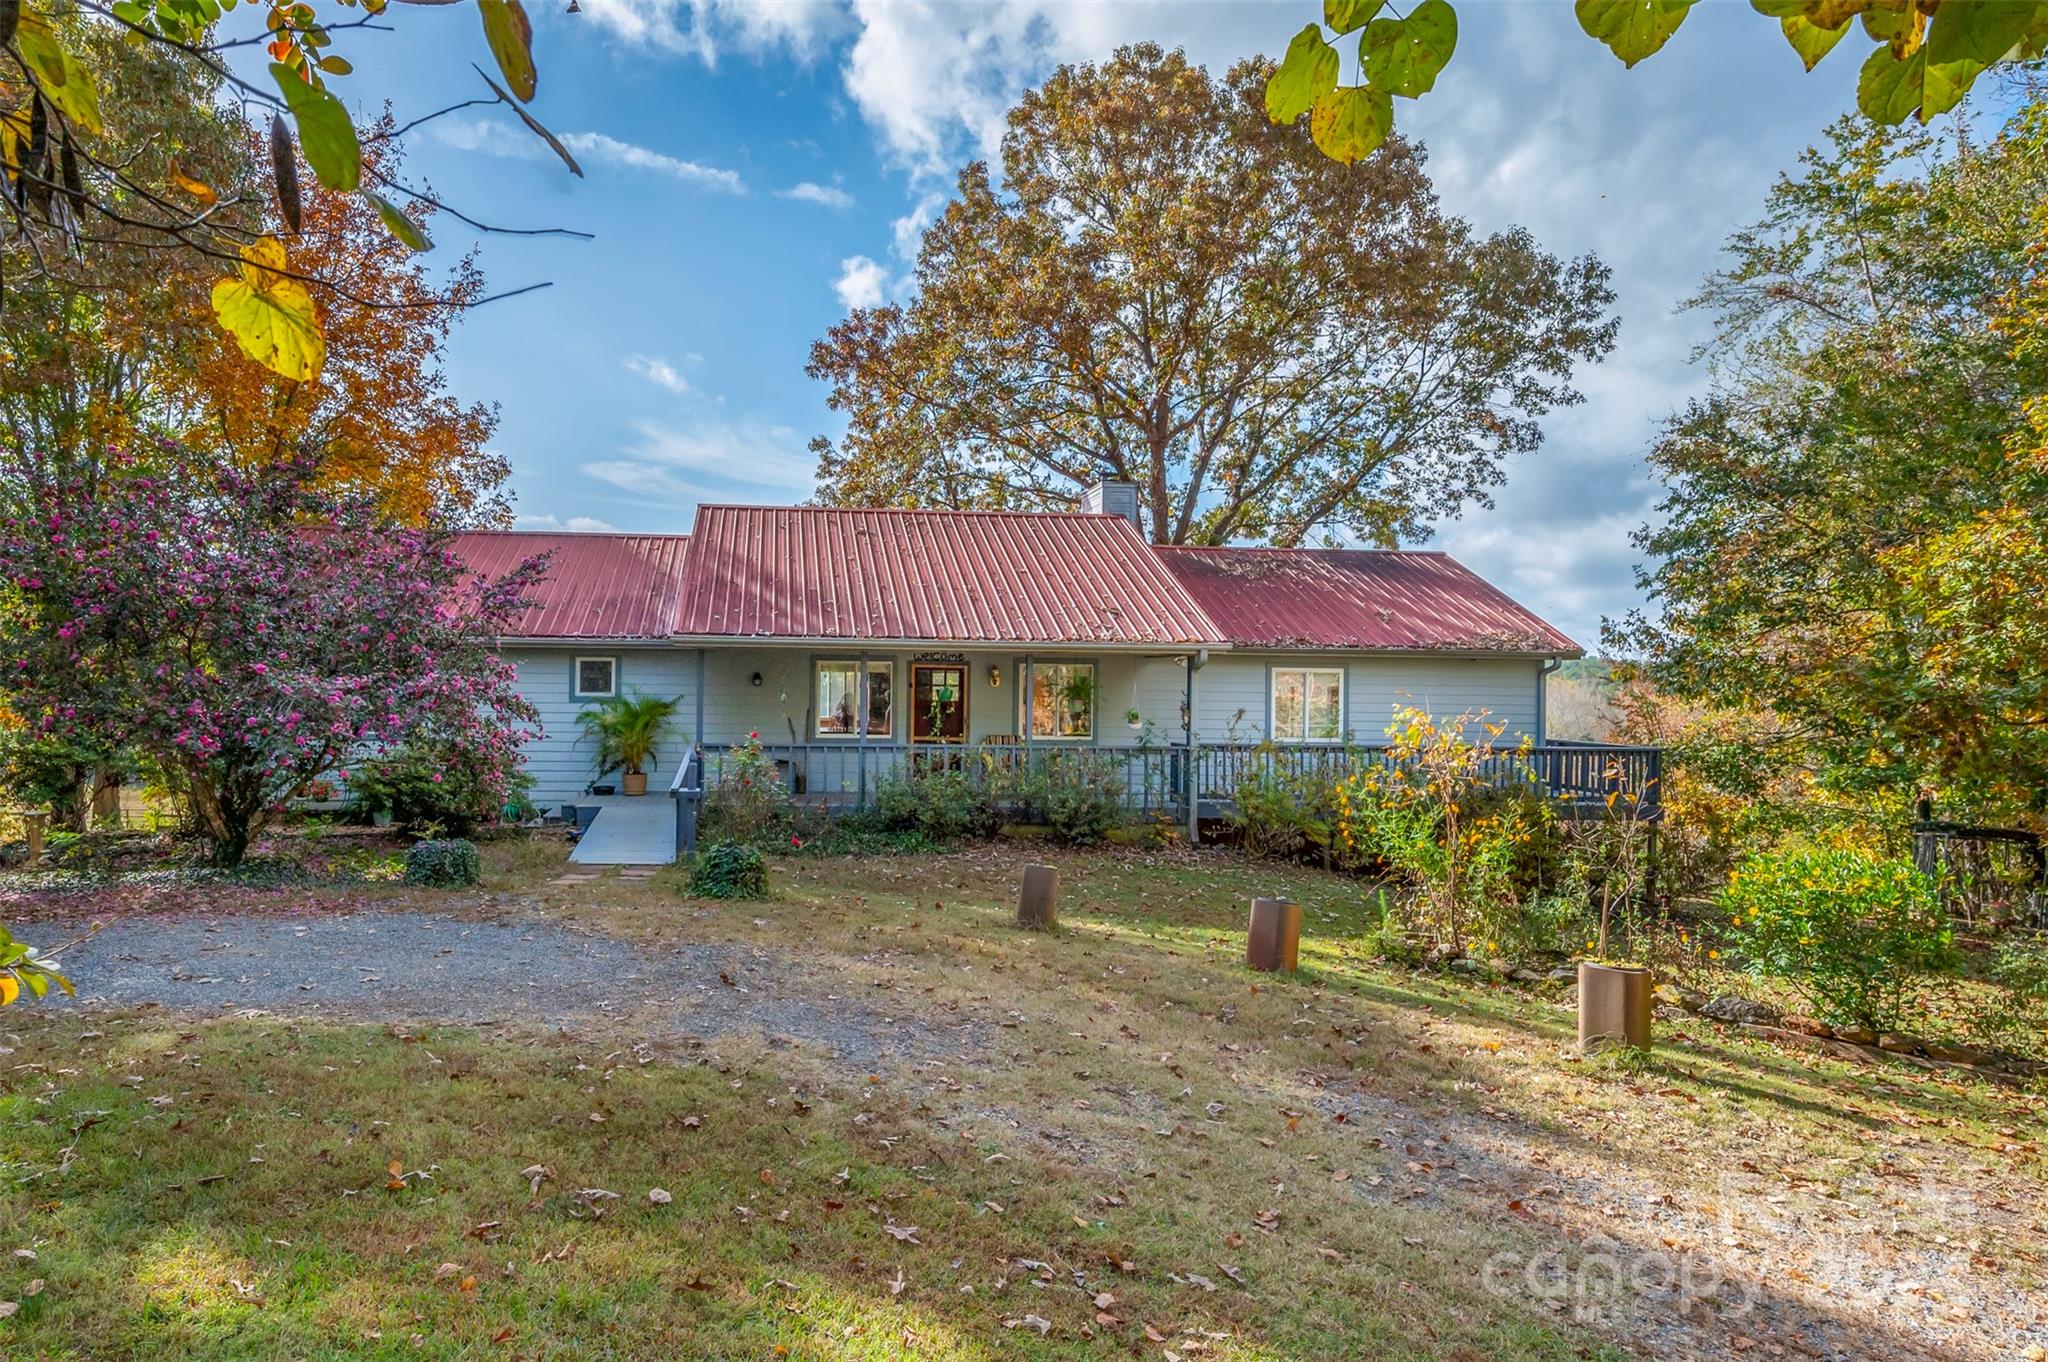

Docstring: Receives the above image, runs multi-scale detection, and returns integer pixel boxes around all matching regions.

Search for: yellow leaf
[169,162,218,205]
[211,236,324,381]
[14,11,105,135]
[0,975,17,1007]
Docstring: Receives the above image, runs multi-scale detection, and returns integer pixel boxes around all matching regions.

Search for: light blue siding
[504,646,697,806]
[1191,653,1543,746]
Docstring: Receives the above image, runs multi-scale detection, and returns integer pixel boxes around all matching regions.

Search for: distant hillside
[1547,657,1622,741]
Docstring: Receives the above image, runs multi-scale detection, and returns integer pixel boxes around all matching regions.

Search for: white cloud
[624,354,694,397]
[511,513,622,533]
[779,180,855,208]
[582,416,817,509]
[430,119,746,194]
[560,132,747,193]
[580,0,848,65]
[833,255,889,309]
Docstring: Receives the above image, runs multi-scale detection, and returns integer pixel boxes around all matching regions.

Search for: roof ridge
[1153,544,1450,557]
[454,529,693,540]
[697,503,1131,521]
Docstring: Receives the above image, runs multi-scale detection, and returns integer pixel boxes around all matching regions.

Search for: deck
[665,739,1660,856]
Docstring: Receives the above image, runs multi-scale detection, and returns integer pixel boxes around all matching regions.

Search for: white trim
[1270,665,1345,744]
[572,655,619,698]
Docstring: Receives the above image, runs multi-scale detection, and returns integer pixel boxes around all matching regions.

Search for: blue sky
[231,0,1883,650]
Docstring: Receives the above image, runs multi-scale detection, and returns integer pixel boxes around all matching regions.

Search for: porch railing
[672,740,1659,852]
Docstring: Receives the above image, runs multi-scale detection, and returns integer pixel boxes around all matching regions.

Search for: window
[1272,667,1343,743]
[574,656,618,698]
[815,660,893,738]
[1023,661,1095,739]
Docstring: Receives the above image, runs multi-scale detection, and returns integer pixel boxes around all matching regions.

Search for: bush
[1042,754,1128,844]
[700,736,791,846]
[1971,940,2048,1057]
[1718,846,1952,1031]
[871,767,1001,844]
[403,838,481,888]
[346,742,531,836]
[690,841,769,899]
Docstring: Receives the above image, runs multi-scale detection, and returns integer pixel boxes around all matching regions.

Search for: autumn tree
[167,129,509,525]
[0,438,543,865]
[808,45,1615,548]
[1611,100,2048,822]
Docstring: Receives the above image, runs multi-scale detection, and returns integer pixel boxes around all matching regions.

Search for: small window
[574,656,618,698]
[1272,667,1343,743]
[815,660,893,738]
[1023,661,1095,739]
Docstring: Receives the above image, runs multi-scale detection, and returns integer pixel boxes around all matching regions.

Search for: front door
[911,663,967,744]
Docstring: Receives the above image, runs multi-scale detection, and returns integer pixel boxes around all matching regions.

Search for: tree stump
[22,811,46,865]
[1017,864,1058,930]
[1247,897,1301,973]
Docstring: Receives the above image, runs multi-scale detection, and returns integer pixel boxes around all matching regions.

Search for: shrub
[1969,940,2048,1058]
[690,841,769,899]
[1718,846,1952,1031]
[346,742,532,836]
[700,735,791,846]
[871,767,1001,844]
[403,838,481,888]
[1042,753,1128,844]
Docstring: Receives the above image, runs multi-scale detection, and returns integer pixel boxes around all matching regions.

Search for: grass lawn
[2,838,2044,1359]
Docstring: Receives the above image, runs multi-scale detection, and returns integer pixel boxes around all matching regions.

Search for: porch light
[987,665,1002,688]
[750,672,763,687]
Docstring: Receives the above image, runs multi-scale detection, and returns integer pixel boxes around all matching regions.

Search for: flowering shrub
[700,734,791,846]
[344,741,532,835]
[1718,846,1952,1031]
[0,443,543,865]
[1334,708,1550,958]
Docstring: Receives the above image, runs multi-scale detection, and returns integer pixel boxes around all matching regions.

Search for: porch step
[568,796,676,866]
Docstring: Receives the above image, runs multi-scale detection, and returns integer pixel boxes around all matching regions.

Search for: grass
[3,836,2045,1359]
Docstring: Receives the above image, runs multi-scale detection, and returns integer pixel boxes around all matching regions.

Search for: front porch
[666,738,1662,856]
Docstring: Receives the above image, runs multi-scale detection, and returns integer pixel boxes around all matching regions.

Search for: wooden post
[1017,864,1058,930]
[1577,962,1652,1053]
[23,811,47,864]
[1246,897,1301,972]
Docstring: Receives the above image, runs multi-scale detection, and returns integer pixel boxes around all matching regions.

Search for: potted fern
[578,691,683,796]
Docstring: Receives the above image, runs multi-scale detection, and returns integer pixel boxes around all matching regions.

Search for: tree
[0,33,508,528]
[1266,0,2048,166]
[0,0,579,381]
[1610,100,2048,821]
[0,438,544,864]
[808,45,1616,548]
[169,128,509,525]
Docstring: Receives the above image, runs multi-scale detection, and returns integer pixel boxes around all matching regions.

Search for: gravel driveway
[42,908,972,1068]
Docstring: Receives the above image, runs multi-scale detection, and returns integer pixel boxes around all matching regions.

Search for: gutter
[1537,657,1563,745]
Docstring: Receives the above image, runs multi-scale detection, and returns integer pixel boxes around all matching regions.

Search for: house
[452,484,1654,846]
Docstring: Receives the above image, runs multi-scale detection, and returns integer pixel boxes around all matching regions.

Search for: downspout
[694,648,707,755]
[1537,658,1562,746]
[1184,648,1207,843]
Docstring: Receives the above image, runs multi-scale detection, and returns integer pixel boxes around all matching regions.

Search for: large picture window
[815,660,893,738]
[1023,661,1095,740]
[1271,667,1343,743]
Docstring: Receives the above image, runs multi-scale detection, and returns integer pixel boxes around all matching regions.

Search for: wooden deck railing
[674,740,1660,854]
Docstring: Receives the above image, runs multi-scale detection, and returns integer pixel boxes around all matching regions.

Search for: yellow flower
[1708,949,1720,960]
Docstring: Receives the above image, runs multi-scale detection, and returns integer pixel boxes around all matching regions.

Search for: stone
[1877,1033,1919,1054]
[1510,968,1548,984]
[1834,1024,1878,1046]
[1546,967,1579,985]
[1921,1041,1990,1066]
[1447,957,1484,975]
[1700,995,1781,1026]
[1782,1016,1833,1038]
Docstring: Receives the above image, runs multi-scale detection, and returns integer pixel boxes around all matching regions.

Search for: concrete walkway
[569,795,677,865]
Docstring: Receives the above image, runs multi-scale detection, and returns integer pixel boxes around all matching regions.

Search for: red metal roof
[451,531,691,640]
[1156,547,1580,656]
[673,506,1228,645]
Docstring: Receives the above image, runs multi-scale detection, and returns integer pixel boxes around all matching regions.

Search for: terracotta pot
[1577,961,1652,1052]
[621,771,648,797]
[1247,897,1302,973]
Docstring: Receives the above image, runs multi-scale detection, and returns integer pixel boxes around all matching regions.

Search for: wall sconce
[987,665,1002,689]
[750,672,763,687]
